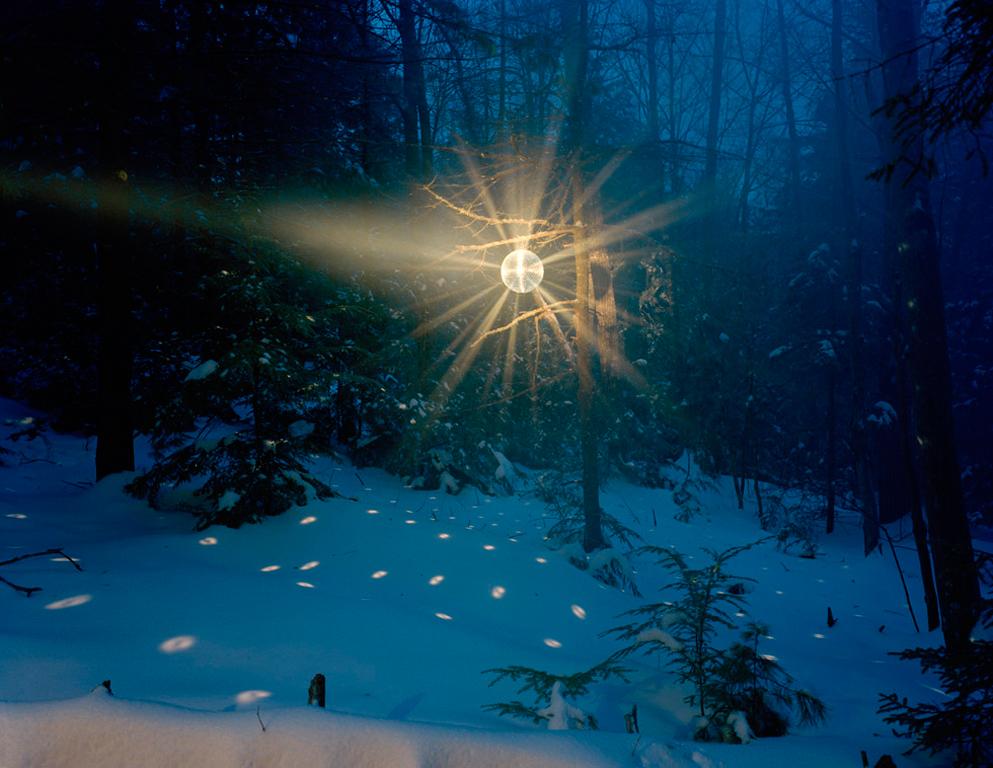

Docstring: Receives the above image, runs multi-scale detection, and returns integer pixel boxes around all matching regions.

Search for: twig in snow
[0,575,41,597]
[880,525,920,633]
[0,548,82,571]
[0,547,82,596]
[61,479,93,489]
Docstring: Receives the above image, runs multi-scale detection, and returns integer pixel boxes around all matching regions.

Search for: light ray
[430,290,511,407]
[412,284,502,337]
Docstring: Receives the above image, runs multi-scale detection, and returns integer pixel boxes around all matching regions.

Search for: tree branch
[470,300,576,348]
[0,547,83,597]
[422,184,550,227]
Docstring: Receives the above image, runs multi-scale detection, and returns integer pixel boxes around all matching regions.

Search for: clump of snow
[726,711,753,744]
[184,359,219,382]
[867,401,898,427]
[538,681,590,730]
[288,420,314,439]
[637,627,683,652]
[768,345,789,359]
[217,490,240,511]
[440,470,460,495]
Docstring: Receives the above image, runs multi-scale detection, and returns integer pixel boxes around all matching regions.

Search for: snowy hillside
[0,398,953,767]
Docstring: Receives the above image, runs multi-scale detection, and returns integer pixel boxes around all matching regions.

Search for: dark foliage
[878,554,993,768]
[606,541,824,742]
[482,660,628,730]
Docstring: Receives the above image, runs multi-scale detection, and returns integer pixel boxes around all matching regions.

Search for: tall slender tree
[95,0,136,480]
[876,0,980,653]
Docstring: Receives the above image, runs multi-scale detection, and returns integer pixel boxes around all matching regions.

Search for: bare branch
[422,184,550,227]
[470,300,576,348]
[0,548,82,571]
[0,575,41,597]
[0,547,83,597]
[452,229,571,255]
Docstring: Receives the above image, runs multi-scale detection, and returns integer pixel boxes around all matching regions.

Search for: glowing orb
[500,249,544,293]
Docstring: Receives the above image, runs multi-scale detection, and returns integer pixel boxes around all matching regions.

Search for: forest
[1,1,991,767]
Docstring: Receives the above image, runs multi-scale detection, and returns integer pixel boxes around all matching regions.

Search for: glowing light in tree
[500,249,543,293]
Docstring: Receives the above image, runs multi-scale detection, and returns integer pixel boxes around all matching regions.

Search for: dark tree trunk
[704,0,727,191]
[831,0,877,545]
[876,0,979,653]
[666,14,681,195]
[95,0,135,481]
[574,193,604,554]
[644,0,660,143]
[776,0,801,219]
[398,0,430,180]
[562,0,604,553]
[700,0,727,302]
[826,359,837,533]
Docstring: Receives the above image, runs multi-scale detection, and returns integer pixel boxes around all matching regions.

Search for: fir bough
[482,661,628,730]
[878,555,993,768]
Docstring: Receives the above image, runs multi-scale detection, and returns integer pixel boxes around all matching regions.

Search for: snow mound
[0,691,623,768]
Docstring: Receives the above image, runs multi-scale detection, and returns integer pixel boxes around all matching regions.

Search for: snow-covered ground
[0,398,952,767]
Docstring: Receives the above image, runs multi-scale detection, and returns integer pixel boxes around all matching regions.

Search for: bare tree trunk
[826,355,837,532]
[573,192,604,554]
[562,0,604,553]
[644,0,660,143]
[876,0,979,654]
[703,0,727,192]
[830,0,879,546]
[398,0,430,180]
[95,0,135,481]
[701,0,727,301]
[498,0,508,139]
[776,0,801,219]
[734,0,768,233]
[666,15,681,195]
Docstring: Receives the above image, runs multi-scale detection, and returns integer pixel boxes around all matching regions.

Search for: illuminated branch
[470,300,576,348]
[452,229,571,255]
[422,185,550,227]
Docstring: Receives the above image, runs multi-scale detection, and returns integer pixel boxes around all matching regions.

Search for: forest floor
[0,397,962,767]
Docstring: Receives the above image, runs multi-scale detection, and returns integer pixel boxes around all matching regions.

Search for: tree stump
[308,673,326,708]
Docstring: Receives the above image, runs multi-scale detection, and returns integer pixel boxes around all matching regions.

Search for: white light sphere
[500,248,544,293]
